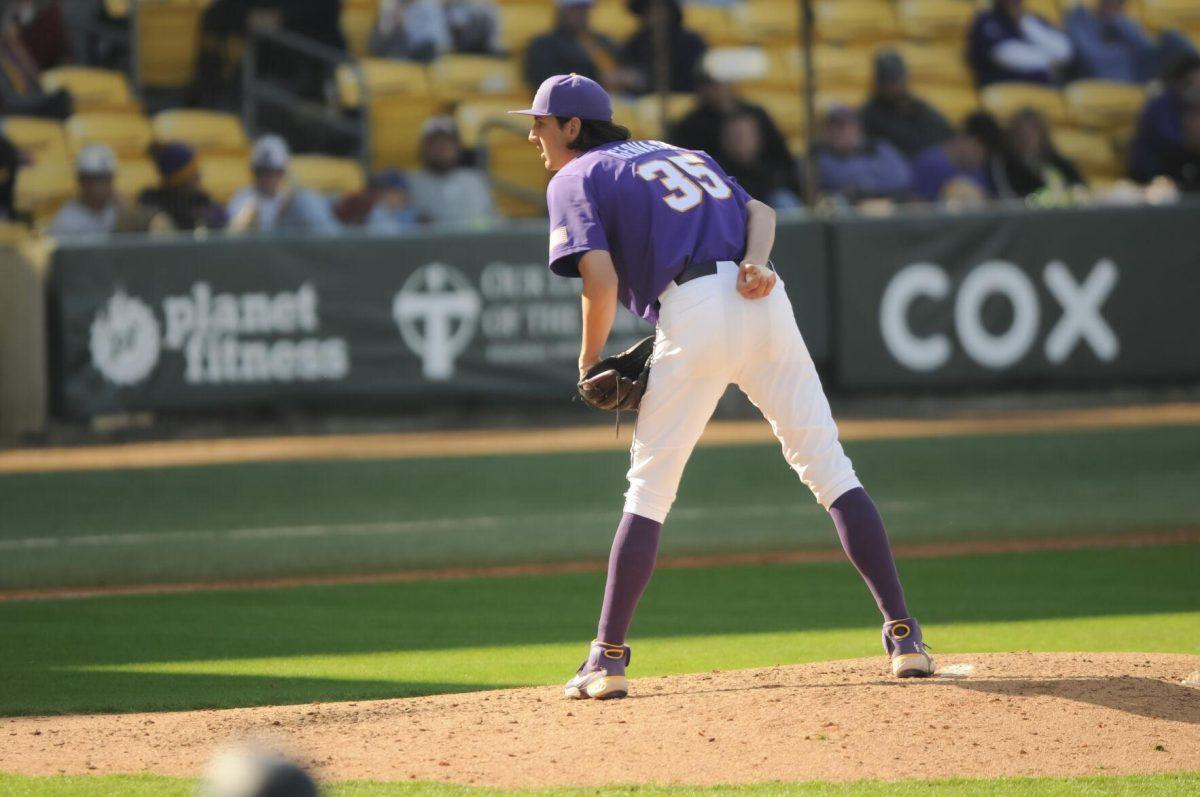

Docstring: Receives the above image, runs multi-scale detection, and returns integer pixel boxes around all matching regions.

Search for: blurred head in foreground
[200,745,319,797]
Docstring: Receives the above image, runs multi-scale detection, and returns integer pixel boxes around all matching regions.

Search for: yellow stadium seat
[430,54,524,101]
[289,155,367,196]
[65,112,154,158]
[41,67,137,112]
[684,4,743,46]
[198,155,251,205]
[811,44,875,92]
[15,159,75,226]
[917,85,981,123]
[815,1,898,45]
[1140,0,1200,32]
[816,88,869,116]
[1064,79,1145,132]
[1051,127,1122,181]
[894,42,973,89]
[484,131,548,218]
[135,0,207,88]
[609,96,640,136]
[115,157,160,199]
[736,1,801,44]
[152,109,249,156]
[367,94,447,170]
[336,59,430,109]
[1024,0,1063,24]
[981,82,1068,124]
[742,43,802,92]
[742,89,810,139]
[499,3,554,53]
[896,0,975,42]
[456,98,529,148]
[341,0,379,58]
[0,220,29,245]
[633,93,695,139]
[591,1,638,42]
[1,117,69,162]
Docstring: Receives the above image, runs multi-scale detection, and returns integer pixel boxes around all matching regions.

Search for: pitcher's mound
[5,652,1200,787]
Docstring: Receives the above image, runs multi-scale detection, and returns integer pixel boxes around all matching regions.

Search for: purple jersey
[545,139,753,323]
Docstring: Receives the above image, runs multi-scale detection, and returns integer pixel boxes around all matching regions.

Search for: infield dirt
[5,653,1198,787]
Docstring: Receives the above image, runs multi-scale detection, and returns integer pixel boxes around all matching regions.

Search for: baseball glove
[577,335,655,412]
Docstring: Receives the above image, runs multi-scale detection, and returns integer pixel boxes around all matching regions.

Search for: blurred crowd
[2,0,1199,240]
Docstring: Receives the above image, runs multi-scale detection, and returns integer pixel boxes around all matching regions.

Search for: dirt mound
[4,653,1199,787]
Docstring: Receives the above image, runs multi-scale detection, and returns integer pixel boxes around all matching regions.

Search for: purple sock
[596,512,662,645]
[829,487,910,622]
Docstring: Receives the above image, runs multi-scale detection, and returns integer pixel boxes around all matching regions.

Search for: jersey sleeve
[546,171,609,277]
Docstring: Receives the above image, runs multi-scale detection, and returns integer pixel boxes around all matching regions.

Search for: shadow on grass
[0,545,1195,715]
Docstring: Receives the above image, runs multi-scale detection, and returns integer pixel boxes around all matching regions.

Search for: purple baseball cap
[508,73,612,122]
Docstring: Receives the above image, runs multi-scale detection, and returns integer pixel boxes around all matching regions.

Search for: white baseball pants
[624,261,861,523]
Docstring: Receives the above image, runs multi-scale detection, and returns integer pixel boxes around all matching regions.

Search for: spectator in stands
[968,0,1074,87]
[0,2,71,118]
[993,107,1085,201]
[716,110,801,209]
[910,112,1000,203]
[227,135,341,235]
[371,0,500,61]
[137,143,227,232]
[191,0,280,109]
[1163,97,1200,193]
[408,117,497,226]
[1130,53,1200,182]
[861,50,955,159]
[335,169,419,232]
[1065,0,1197,84]
[620,0,707,95]
[671,67,794,176]
[523,0,619,90]
[9,0,70,71]
[812,104,912,203]
[49,144,158,237]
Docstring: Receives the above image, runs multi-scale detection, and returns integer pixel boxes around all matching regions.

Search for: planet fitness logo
[89,289,162,386]
[393,263,482,380]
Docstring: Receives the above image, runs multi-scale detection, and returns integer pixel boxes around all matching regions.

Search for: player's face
[528,115,577,172]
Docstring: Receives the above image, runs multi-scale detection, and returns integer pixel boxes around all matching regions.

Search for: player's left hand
[737,262,776,300]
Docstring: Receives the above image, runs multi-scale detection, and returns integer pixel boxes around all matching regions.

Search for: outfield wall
[45,202,1200,421]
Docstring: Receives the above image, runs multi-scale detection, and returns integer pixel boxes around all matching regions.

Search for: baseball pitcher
[510,74,934,700]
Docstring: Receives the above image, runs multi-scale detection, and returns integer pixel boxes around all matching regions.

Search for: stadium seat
[1,117,69,162]
[1024,0,1063,24]
[65,112,154,158]
[484,131,548,218]
[41,67,137,112]
[367,94,447,170]
[1051,127,1122,181]
[591,1,638,42]
[896,0,976,42]
[135,0,208,88]
[341,0,379,58]
[289,155,367,196]
[198,155,251,205]
[736,1,801,45]
[917,85,981,123]
[683,4,743,46]
[814,1,898,46]
[15,159,75,226]
[981,82,1068,124]
[1064,79,1145,133]
[633,93,696,139]
[742,89,810,140]
[498,3,554,53]
[115,157,160,199]
[456,98,530,148]
[609,96,640,137]
[742,43,803,92]
[1139,0,1200,32]
[430,54,524,101]
[811,44,875,93]
[337,59,430,109]
[152,109,249,156]
[894,42,973,89]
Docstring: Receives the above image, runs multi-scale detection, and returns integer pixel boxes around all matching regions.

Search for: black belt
[673,260,720,286]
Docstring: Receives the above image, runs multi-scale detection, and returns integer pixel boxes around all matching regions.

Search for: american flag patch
[550,226,569,250]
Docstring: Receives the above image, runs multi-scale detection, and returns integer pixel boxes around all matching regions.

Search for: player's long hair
[555,116,633,153]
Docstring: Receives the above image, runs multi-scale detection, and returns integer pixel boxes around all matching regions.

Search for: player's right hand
[737,262,776,300]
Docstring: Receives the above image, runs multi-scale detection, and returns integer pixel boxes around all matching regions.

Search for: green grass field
[2,422,1199,794]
